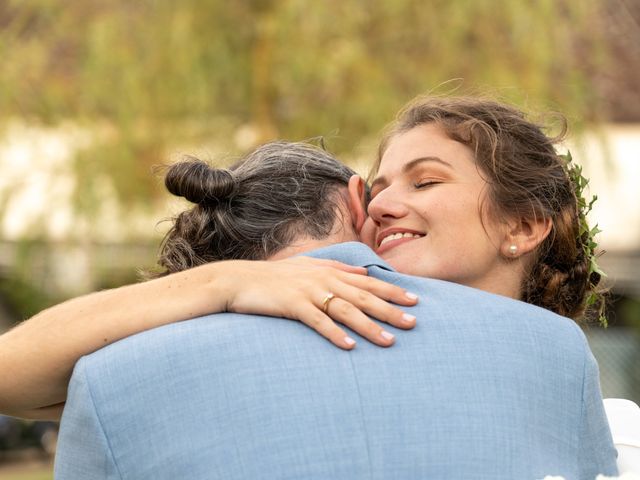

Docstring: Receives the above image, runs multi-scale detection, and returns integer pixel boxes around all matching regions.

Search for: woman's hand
[212,257,419,349]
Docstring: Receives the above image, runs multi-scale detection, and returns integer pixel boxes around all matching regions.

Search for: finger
[293,257,368,275]
[338,273,420,307]
[296,303,357,350]
[326,297,396,347]
[333,282,417,330]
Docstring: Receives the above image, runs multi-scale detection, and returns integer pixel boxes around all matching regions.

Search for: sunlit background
[0,1,639,477]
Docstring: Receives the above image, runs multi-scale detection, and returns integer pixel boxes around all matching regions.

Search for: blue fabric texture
[54,242,618,479]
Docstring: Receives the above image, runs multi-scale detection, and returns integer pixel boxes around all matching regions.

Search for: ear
[347,175,367,234]
[501,215,552,258]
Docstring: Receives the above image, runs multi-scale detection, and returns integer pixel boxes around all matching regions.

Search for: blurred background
[0,0,639,477]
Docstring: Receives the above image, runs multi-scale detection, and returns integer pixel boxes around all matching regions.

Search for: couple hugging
[0,96,635,479]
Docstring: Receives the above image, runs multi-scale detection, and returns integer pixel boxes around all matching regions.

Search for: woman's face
[362,123,513,294]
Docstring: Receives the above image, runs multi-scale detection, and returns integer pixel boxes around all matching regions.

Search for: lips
[375,229,425,254]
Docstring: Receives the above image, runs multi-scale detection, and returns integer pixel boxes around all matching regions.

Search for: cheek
[429,194,490,248]
[359,217,377,248]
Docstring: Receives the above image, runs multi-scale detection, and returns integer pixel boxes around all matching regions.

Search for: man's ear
[501,215,553,258]
[347,175,367,234]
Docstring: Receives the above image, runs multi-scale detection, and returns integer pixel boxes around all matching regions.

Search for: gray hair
[153,141,357,275]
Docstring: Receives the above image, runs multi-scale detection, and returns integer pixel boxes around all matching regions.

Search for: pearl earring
[508,245,518,256]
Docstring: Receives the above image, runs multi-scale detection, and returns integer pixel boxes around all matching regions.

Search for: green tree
[0,0,612,238]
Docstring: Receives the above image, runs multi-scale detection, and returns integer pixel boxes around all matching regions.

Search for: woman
[364,96,601,320]
[0,96,605,421]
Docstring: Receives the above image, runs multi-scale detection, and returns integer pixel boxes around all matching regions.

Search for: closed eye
[414,180,441,189]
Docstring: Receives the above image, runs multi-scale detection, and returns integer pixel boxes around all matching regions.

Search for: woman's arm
[0,257,417,420]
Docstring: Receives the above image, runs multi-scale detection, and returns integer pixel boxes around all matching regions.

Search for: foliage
[0,274,56,323]
[0,0,612,227]
[0,241,60,321]
[619,296,640,332]
[561,152,608,326]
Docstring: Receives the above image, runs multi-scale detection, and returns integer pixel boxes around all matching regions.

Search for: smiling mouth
[378,232,425,250]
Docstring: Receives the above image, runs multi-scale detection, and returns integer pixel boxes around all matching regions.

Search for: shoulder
[69,311,354,438]
[388,270,583,331]
[382,271,590,360]
[76,310,338,387]
[82,311,294,361]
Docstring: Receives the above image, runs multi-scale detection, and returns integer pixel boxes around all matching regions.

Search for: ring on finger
[322,292,336,313]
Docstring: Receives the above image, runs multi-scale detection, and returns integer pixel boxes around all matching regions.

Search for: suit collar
[302,242,395,272]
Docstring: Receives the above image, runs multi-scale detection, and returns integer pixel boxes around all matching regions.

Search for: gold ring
[322,292,336,313]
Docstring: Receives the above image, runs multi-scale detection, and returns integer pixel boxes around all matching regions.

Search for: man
[54,142,617,479]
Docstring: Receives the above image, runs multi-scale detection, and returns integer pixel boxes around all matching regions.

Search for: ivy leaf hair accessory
[561,151,607,327]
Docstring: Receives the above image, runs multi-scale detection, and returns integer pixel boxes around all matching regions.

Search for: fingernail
[344,336,356,346]
[405,291,419,300]
[402,313,416,324]
[380,331,395,341]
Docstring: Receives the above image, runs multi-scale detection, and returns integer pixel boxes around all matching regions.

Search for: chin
[385,257,449,281]
[384,257,423,277]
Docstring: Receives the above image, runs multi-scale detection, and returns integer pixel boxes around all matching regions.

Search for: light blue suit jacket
[55,243,618,479]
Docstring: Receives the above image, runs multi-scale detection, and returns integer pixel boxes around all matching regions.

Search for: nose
[367,186,409,225]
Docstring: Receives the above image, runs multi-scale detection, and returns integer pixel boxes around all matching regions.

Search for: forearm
[0,256,416,418]
[0,262,234,417]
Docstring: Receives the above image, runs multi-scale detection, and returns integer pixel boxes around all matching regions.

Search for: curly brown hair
[373,96,604,322]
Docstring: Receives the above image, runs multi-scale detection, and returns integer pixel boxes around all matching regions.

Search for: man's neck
[268,237,339,260]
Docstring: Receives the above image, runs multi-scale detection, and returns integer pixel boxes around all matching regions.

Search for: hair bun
[165,158,237,205]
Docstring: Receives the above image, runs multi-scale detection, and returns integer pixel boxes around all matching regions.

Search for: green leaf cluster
[561,152,608,326]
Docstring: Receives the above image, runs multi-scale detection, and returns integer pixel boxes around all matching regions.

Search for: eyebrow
[370,156,453,191]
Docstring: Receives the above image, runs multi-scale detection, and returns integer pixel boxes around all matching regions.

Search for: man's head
[154,141,367,275]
